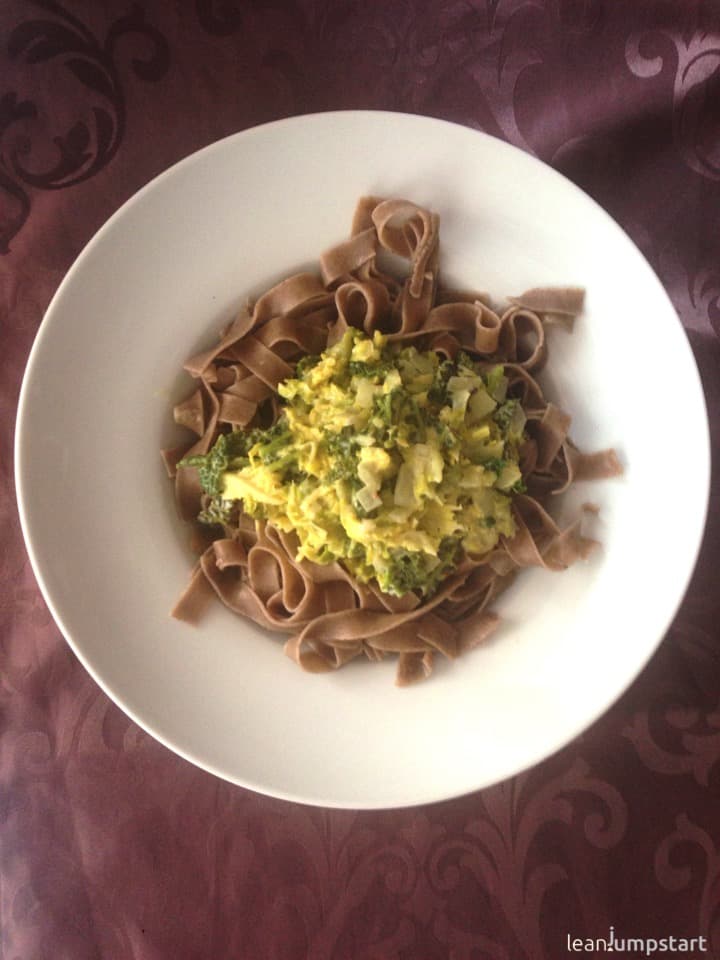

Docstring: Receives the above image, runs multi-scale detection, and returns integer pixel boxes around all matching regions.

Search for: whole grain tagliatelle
[163,197,622,686]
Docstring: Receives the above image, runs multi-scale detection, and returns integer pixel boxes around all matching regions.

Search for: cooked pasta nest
[164,197,621,685]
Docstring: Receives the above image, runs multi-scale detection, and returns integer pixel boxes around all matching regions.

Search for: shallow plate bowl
[15,111,710,808]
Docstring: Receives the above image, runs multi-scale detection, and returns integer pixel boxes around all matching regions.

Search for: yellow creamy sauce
[217,329,525,597]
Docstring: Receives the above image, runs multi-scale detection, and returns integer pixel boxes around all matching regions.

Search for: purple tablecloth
[3,2,719,957]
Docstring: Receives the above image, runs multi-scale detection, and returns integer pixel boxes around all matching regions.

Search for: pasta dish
[163,198,621,684]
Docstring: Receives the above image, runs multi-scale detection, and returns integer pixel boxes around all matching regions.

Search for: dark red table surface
[2,2,720,958]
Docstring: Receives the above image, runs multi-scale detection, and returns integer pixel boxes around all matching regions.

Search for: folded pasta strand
[164,197,622,685]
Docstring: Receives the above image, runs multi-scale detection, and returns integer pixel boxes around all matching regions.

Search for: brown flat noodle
[164,197,623,686]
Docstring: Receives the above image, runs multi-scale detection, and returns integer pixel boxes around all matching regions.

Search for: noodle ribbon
[165,198,622,685]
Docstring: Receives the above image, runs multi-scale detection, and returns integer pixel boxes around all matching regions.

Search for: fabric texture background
[1,1,719,957]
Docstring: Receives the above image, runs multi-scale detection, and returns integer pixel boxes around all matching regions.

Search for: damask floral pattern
[655,815,720,950]
[626,27,720,180]
[0,0,169,252]
[1,1,719,958]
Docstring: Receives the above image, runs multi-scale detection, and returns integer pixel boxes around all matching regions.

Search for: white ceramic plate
[15,112,710,808]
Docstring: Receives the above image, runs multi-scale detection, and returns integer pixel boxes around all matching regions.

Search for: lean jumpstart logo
[566,928,709,956]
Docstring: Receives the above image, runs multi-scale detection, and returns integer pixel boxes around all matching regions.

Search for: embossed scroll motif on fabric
[0,1,170,253]
[164,198,621,685]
